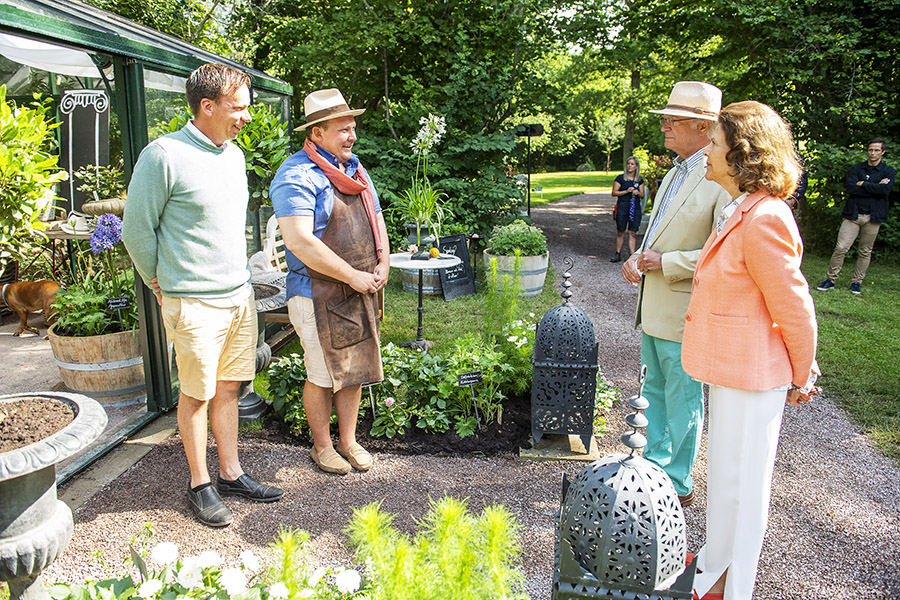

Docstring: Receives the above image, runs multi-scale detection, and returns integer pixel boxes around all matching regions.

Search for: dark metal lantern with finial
[552,366,696,599]
[531,257,599,451]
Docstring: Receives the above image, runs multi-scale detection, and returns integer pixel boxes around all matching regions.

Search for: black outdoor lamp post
[516,123,545,217]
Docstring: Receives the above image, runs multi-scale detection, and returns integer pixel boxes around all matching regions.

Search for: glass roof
[0,0,291,95]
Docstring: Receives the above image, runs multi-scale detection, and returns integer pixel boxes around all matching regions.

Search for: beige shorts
[287,295,333,388]
[160,296,257,401]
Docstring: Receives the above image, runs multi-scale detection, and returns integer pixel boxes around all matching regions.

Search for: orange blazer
[681,191,818,391]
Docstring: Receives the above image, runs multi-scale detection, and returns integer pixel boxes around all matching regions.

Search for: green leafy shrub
[346,496,528,600]
[487,220,547,256]
[0,85,67,270]
[267,354,312,434]
[51,215,139,336]
[74,162,126,200]
[47,524,364,600]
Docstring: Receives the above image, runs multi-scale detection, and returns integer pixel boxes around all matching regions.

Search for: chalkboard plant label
[106,296,130,311]
[438,234,476,301]
[457,370,483,387]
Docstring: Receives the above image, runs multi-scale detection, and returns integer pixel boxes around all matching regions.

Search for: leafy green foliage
[346,496,528,600]
[51,237,139,337]
[74,163,126,200]
[0,85,67,271]
[487,220,547,256]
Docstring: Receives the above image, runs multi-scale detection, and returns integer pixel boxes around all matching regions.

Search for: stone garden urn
[0,392,107,600]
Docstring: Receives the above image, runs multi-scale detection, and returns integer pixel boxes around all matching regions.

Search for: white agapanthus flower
[335,569,362,594]
[176,564,203,590]
[268,582,289,600]
[308,566,327,587]
[240,550,260,572]
[410,113,447,155]
[197,550,221,569]
[150,542,179,565]
[136,578,163,598]
[219,567,246,596]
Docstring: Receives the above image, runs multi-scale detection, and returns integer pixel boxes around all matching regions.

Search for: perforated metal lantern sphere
[531,262,599,451]
[552,368,695,600]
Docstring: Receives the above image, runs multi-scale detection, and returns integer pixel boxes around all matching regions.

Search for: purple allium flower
[89,214,122,254]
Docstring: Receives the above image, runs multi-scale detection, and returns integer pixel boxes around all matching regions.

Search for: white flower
[335,569,361,594]
[410,113,447,155]
[136,579,163,598]
[268,582,289,599]
[308,566,327,586]
[176,564,203,589]
[197,550,221,569]
[507,335,518,343]
[240,550,260,572]
[219,567,246,596]
[298,590,315,598]
[151,542,179,565]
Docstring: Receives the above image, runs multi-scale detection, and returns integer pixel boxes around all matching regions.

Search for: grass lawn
[802,251,900,463]
[528,171,620,205]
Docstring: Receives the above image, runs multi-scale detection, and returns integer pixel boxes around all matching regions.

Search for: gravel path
[50,193,900,599]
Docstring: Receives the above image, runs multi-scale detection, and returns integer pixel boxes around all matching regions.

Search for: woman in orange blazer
[681,101,819,600]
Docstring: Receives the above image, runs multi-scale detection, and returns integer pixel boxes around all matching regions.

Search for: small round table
[389,252,461,351]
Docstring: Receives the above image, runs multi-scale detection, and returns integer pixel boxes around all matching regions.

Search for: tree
[231,0,563,233]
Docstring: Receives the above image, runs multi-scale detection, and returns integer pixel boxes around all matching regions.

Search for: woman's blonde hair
[716,101,801,200]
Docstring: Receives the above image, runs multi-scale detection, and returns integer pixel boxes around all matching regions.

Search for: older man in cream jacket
[621,81,731,506]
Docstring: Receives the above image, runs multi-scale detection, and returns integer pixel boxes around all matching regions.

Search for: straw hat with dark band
[649,81,722,122]
[294,88,365,131]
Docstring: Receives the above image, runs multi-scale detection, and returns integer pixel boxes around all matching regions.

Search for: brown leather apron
[307,189,383,391]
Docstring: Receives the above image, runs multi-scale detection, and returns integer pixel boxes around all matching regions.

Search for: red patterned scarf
[303,139,383,257]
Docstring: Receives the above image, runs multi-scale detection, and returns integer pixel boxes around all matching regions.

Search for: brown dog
[0,280,60,337]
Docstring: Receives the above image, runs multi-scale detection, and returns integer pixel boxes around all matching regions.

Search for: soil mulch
[0,396,74,453]
[256,394,534,456]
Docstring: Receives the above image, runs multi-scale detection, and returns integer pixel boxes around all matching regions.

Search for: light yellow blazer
[634,162,732,343]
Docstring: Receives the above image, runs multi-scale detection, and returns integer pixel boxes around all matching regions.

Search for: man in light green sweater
[123,63,283,528]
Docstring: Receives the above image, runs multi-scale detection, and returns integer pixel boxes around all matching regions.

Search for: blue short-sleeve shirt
[269,145,382,299]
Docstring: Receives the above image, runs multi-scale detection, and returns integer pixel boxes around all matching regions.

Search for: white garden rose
[151,542,179,565]
[335,569,361,594]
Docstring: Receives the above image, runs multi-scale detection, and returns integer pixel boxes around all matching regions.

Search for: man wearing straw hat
[270,89,389,475]
[621,81,731,506]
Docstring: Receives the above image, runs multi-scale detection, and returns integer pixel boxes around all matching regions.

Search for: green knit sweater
[123,126,251,297]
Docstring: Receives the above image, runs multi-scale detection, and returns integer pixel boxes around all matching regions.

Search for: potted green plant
[0,84,67,272]
[395,113,448,259]
[483,220,549,297]
[73,162,126,217]
[49,213,144,406]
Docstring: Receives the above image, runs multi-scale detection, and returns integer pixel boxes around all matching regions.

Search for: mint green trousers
[640,332,704,496]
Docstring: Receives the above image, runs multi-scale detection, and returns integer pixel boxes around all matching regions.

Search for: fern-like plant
[346,496,528,600]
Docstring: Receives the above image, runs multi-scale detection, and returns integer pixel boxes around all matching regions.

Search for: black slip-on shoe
[217,474,284,503]
[188,484,233,527]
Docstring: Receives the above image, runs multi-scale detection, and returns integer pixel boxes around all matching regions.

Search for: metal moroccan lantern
[552,366,696,599]
[531,258,598,451]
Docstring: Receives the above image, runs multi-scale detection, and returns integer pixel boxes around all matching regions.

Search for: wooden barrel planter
[483,251,549,298]
[400,268,443,295]
[47,327,145,407]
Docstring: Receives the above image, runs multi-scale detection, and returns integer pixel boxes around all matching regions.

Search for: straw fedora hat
[294,88,365,131]
[649,81,721,121]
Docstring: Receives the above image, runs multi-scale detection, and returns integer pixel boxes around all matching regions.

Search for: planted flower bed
[264,314,617,454]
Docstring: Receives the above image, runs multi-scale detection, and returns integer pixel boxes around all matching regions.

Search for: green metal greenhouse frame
[0,0,292,481]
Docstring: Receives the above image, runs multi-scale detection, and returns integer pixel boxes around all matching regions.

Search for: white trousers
[694,385,786,600]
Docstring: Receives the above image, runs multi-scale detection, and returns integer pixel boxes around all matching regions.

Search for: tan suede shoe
[337,442,373,471]
[310,446,351,475]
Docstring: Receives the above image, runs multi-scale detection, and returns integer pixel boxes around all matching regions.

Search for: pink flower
[385,397,395,407]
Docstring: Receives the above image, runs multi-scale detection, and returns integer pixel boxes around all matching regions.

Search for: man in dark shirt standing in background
[818,138,895,295]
